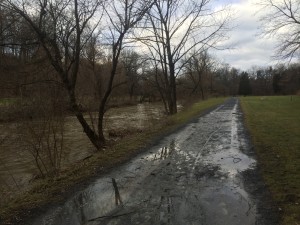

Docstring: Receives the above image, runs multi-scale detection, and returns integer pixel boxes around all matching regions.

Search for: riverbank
[30,98,280,225]
[240,96,300,225]
[0,97,227,225]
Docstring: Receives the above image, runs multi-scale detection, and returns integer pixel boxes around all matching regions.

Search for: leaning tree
[0,0,153,150]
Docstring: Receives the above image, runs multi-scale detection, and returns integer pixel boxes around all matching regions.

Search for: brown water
[0,103,165,193]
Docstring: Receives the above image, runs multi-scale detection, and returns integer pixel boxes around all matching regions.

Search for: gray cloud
[213,0,279,70]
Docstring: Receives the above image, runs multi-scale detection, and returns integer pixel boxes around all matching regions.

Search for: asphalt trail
[31,98,279,225]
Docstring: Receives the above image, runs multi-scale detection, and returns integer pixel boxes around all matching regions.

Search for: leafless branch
[257,0,300,60]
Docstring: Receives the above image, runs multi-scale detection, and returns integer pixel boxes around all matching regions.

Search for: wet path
[31,98,278,225]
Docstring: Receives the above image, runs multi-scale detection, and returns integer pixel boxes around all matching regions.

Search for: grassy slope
[240,96,300,225]
[0,97,227,224]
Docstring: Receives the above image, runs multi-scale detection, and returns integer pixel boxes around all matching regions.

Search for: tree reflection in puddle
[112,178,123,206]
[149,139,178,161]
[31,99,278,225]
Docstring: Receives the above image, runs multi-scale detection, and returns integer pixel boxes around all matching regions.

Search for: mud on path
[31,98,279,225]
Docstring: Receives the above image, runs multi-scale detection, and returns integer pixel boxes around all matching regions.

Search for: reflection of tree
[155,191,204,224]
[158,195,172,225]
[153,139,176,161]
[77,192,87,223]
[112,178,123,206]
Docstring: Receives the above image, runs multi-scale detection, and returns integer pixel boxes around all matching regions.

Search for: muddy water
[0,103,164,189]
[31,98,278,225]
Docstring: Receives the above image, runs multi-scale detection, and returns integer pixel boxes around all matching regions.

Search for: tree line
[0,0,299,151]
[0,0,233,150]
[238,64,300,96]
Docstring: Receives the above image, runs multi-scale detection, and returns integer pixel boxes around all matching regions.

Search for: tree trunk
[200,84,205,100]
[97,34,124,145]
[97,109,106,144]
[68,89,103,150]
[169,63,177,115]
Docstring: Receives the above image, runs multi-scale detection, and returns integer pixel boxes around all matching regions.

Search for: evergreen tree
[238,72,252,96]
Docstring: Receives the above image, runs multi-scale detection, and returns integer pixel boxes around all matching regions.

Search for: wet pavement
[31,98,278,225]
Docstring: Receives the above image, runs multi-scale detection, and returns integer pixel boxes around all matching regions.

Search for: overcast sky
[213,0,279,71]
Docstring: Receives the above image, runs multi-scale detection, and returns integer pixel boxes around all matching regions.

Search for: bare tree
[20,87,66,177]
[183,51,213,99]
[139,0,231,114]
[120,50,143,100]
[144,58,170,112]
[257,0,300,60]
[96,0,154,143]
[0,0,153,149]
[1,0,105,150]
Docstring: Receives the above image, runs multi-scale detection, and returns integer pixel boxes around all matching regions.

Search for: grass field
[240,96,300,225]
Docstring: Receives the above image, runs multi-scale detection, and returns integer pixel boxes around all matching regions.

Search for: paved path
[32,98,278,225]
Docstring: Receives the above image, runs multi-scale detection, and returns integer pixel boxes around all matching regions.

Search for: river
[0,103,165,192]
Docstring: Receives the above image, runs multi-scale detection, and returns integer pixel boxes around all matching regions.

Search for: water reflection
[112,178,123,206]
[201,104,256,177]
[150,140,177,161]
[31,99,275,225]
[158,195,173,225]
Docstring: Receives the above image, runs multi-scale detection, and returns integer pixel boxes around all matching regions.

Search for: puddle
[199,180,256,225]
[30,98,277,225]
[147,140,179,161]
[202,104,256,177]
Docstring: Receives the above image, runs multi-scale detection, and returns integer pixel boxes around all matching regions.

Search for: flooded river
[0,103,165,191]
[30,99,278,225]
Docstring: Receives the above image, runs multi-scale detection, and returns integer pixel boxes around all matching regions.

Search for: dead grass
[240,96,300,225]
[0,97,227,225]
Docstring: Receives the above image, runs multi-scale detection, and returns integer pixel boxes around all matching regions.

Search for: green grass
[172,98,224,124]
[240,96,300,225]
[0,98,17,105]
[0,97,227,224]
